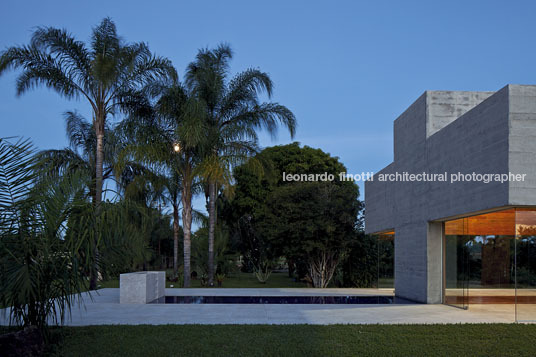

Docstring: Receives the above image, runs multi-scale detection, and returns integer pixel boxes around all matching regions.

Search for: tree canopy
[225,142,362,287]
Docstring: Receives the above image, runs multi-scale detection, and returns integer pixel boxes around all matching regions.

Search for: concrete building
[365,85,536,321]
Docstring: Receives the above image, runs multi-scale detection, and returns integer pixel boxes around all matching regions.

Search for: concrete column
[394,222,427,303]
[394,221,443,303]
[426,222,443,303]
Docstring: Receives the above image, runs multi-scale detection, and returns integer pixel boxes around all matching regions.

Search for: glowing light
[173,143,181,152]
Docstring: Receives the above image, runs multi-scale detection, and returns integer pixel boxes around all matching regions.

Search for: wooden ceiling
[445,208,536,236]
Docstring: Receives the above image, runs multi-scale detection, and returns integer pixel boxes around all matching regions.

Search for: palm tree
[0,18,176,288]
[0,137,91,330]
[185,44,296,285]
[120,82,205,286]
[38,111,119,202]
[159,171,182,276]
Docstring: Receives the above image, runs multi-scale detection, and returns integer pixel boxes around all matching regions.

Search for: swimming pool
[150,295,416,304]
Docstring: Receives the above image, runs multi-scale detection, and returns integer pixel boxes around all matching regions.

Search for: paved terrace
[0,288,523,325]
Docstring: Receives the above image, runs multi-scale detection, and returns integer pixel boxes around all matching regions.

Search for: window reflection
[444,208,536,321]
[375,231,394,290]
[515,209,536,322]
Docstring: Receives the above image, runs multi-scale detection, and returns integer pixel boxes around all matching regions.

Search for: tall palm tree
[38,111,118,201]
[158,171,182,276]
[0,18,176,288]
[185,44,296,285]
[120,82,205,286]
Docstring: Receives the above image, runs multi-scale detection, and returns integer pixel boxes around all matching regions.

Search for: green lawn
[97,271,307,289]
[45,324,536,356]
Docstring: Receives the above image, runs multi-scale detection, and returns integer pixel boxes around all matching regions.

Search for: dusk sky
[2,0,536,202]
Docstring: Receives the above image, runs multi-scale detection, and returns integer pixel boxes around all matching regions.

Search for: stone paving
[0,288,527,325]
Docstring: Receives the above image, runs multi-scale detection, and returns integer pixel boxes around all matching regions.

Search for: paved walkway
[0,288,525,325]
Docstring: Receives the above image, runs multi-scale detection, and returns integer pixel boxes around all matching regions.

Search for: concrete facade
[119,271,166,304]
[365,85,536,303]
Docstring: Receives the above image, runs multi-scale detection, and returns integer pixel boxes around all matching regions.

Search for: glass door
[515,208,536,322]
[377,232,394,289]
[445,210,517,311]
[445,234,469,309]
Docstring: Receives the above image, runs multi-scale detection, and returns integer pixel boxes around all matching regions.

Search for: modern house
[365,85,536,321]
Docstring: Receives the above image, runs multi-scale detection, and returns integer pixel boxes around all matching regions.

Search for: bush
[0,138,93,330]
[337,233,379,288]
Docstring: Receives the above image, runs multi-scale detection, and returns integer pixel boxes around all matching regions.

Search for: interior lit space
[444,208,536,322]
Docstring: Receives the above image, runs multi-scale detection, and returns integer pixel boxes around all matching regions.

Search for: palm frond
[223,102,297,139]
[0,137,36,225]
[36,148,91,179]
[0,45,82,98]
[64,111,93,151]
[30,26,92,91]
[91,17,120,58]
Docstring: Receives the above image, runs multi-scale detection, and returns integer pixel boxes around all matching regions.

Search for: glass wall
[514,209,536,322]
[377,231,394,289]
[444,208,536,321]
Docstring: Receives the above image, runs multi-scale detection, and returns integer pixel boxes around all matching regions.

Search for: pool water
[150,296,416,304]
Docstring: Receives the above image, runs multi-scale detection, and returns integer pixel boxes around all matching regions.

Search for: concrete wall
[426,91,494,138]
[365,84,536,303]
[364,163,396,232]
[425,86,510,220]
[393,93,427,163]
[508,85,536,204]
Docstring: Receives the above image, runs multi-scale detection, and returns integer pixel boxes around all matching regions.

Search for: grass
[97,271,307,289]
[44,324,536,356]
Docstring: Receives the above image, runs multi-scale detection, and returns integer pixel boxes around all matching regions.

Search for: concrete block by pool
[120,271,165,304]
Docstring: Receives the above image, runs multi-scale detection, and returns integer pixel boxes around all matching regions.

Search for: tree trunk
[308,251,338,288]
[89,129,104,290]
[207,181,216,286]
[288,258,294,278]
[172,204,180,277]
[181,164,193,288]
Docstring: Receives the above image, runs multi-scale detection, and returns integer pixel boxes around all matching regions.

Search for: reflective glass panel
[377,231,394,289]
[515,209,536,322]
[445,210,516,309]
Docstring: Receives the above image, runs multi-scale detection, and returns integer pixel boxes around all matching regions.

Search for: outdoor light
[173,143,181,152]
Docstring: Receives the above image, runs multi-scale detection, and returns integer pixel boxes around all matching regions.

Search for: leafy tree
[185,44,296,285]
[228,143,361,287]
[265,181,359,287]
[144,208,176,270]
[191,225,238,285]
[0,18,176,288]
[238,215,277,284]
[335,232,379,288]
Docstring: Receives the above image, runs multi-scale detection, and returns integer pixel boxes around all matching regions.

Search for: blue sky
[2,0,536,204]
